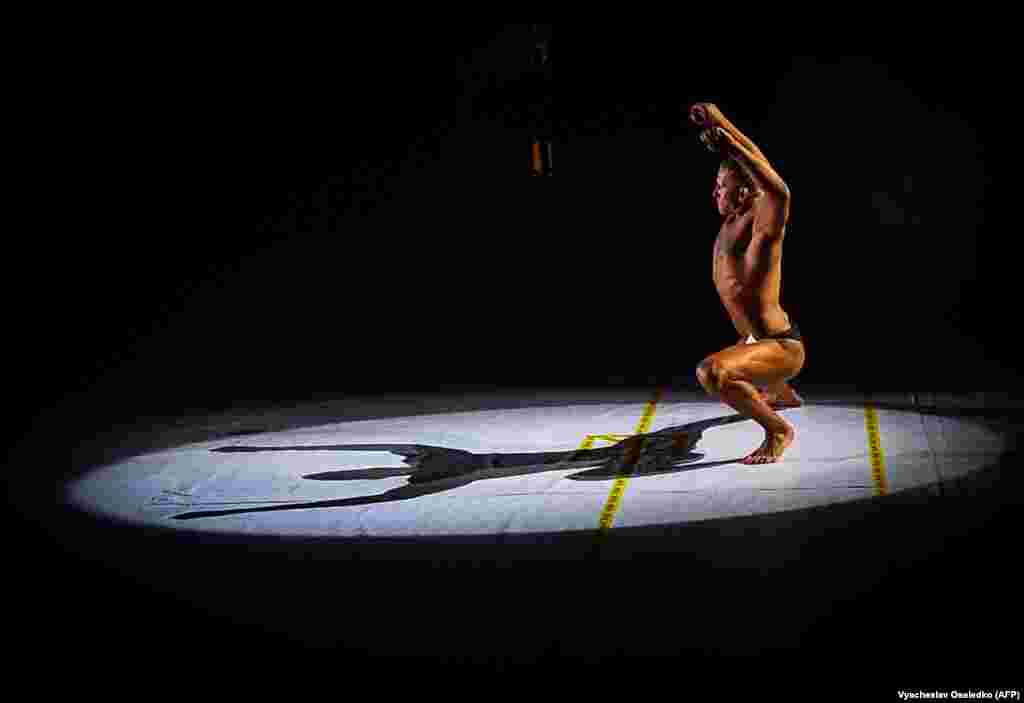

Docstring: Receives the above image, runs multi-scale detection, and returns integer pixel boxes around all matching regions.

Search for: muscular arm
[691,103,771,164]
[691,102,789,198]
[719,131,791,200]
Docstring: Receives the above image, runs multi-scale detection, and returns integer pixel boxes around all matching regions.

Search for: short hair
[719,158,754,188]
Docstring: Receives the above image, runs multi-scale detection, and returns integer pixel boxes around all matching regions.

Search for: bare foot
[759,383,804,409]
[741,421,795,465]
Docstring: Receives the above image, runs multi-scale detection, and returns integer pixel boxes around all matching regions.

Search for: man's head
[714,159,756,216]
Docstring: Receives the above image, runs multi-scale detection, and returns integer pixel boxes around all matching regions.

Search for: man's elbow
[762,185,790,210]
[758,179,789,202]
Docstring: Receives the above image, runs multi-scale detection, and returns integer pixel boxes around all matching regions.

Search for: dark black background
[7,24,1018,684]
[17,27,1014,430]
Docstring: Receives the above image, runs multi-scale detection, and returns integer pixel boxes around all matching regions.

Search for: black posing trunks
[761,320,802,342]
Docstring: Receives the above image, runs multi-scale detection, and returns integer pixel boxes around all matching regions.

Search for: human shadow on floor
[170,412,755,520]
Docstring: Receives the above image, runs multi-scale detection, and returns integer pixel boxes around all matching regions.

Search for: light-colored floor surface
[42,385,1021,666]
[65,388,1011,544]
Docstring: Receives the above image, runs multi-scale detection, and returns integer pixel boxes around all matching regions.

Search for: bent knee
[696,358,729,395]
[695,359,711,390]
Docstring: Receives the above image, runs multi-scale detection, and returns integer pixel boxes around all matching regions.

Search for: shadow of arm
[170,473,478,520]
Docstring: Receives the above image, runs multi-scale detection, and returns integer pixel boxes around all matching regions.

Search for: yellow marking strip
[591,433,632,444]
[864,401,888,496]
[596,387,665,533]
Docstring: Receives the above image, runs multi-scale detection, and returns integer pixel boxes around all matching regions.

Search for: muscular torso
[713,207,792,340]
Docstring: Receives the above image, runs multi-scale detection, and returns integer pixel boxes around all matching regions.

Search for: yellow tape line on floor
[864,401,888,496]
[596,386,665,533]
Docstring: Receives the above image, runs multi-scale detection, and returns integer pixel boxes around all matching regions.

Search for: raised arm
[718,129,791,200]
[690,102,790,198]
[690,103,771,164]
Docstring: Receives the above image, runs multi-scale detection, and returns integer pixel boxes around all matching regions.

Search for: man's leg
[716,374,795,465]
[736,335,803,408]
[760,381,804,408]
[696,340,804,464]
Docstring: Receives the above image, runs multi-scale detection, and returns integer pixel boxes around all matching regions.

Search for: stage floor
[63,387,1015,549]
[23,385,1023,667]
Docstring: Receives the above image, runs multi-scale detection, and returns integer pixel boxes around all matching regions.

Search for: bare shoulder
[751,191,790,240]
